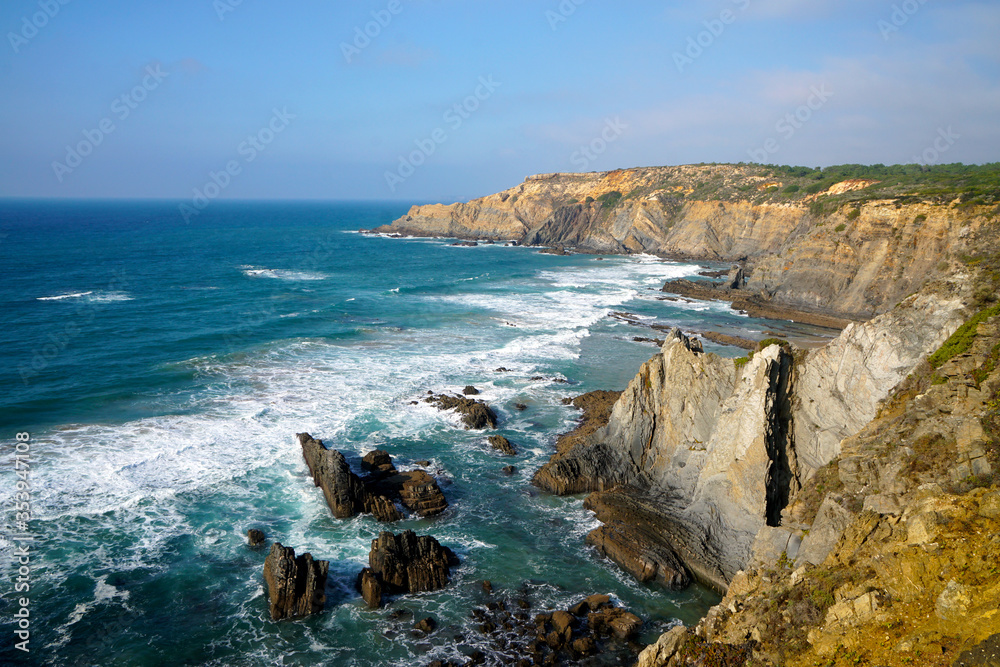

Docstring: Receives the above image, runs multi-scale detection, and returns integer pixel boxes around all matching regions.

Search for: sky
[1,0,998,203]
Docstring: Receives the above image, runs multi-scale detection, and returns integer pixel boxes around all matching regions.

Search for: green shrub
[914,213,927,223]
[783,184,800,194]
[834,223,847,232]
[846,207,861,220]
[928,304,1000,368]
[597,190,622,211]
[809,201,825,217]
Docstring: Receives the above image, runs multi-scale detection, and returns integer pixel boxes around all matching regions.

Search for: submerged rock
[487,435,517,456]
[263,543,328,621]
[424,392,498,429]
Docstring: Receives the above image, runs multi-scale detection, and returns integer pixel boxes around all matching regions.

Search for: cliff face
[641,309,1000,667]
[374,165,992,319]
[534,281,971,594]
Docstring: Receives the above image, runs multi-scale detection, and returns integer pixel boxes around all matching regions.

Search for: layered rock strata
[262,543,329,621]
[535,285,968,592]
[358,530,459,608]
[370,165,991,320]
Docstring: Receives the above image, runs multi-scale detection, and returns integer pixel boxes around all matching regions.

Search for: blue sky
[1,0,998,202]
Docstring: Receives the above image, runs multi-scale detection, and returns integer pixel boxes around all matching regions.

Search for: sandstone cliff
[373,165,995,319]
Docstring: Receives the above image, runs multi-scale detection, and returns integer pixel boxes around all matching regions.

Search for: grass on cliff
[928,304,1000,369]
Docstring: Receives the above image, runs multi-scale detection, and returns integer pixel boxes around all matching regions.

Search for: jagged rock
[361,449,397,474]
[397,470,449,517]
[361,531,458,608]
[298,433,368,519]
[502,465,517,475]
[358,568,382,609]
[247,528,266,547]
[515,403,528,411]
[298,434,443,522]
[364,493,403,523]
[726,265,745,289]
[425,393,498,429]
[488,435,517,456]
[263,543,328,620]
[463,385,480,395]
[636,625,687,667]
[536,330,792,589]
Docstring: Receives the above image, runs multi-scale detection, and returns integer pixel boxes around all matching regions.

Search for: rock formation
[357,530,459,608]
[424,392,498,429]
[535,282,970,592]
[246,528,266,547]
[297,434,447,522]
[487,435,517,456]
[262,543,329,621]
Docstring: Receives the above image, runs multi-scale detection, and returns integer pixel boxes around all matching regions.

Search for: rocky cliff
[639,305,1000,666]
[372,165,996,319]
[534,278,972,596]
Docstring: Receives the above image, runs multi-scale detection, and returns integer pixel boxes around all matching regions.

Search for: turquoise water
[0,201,818,665]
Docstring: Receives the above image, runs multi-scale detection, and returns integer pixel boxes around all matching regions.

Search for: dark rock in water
[488,435,517,456]
[502,465,517,475]
[494,367,511,373]
[365,493,403,523]
[414,617,438,634]
[540,246,568,256]
[698,269,729,278]
[361,531,458,608]
[415,460,431,467]
[462,385,480,395]
[451,241,478,247]
[397,470,449,517]
[247,528,266,547]
[263,543,328,620]
[298,434,445,522]
[358,567,383,609]
[362,449,397,474]
[482,580,493,594]
[424,393,498,429]
[514,403,528,411]
[298,433,368,519]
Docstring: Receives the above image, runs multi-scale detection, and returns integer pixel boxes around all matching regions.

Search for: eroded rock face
[371,165,989,319]
[263,543,328,621]
[300,433,368,519]
[535,329,793,588]
[793,289,969,478]
[359,531,458,608]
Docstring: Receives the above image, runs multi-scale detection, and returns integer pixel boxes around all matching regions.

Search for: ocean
[0,201,825,665]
